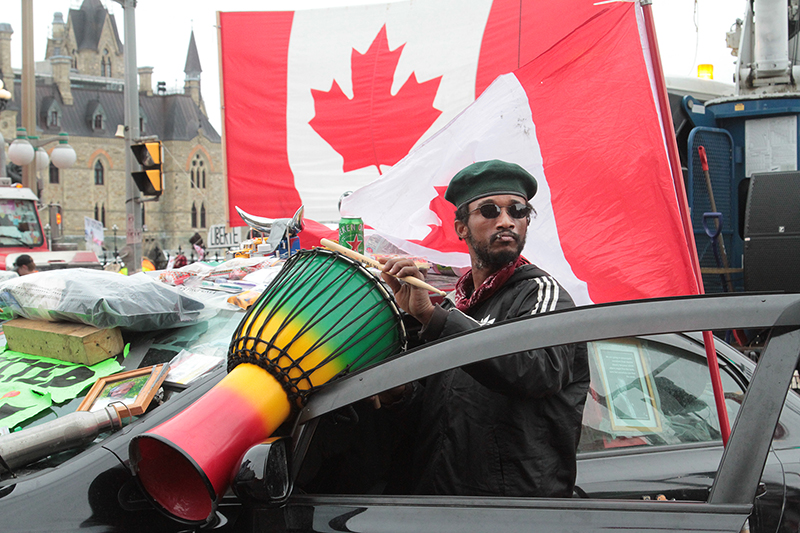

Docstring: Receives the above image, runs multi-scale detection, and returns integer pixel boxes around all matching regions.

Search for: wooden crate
[3,318,123,365]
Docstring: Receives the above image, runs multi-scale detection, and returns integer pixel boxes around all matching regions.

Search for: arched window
[191,203,197,228]
[191,153,207,189]
[94,160,104,185]
[71,49,77,69]
[49,162,59,184]
[102,49,111,77]
[101,205,106,227]
[200,203,206,228]
[94,113,103,130]
[94,204,99,221]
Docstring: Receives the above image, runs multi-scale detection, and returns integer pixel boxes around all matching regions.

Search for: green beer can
[339,217,365,254]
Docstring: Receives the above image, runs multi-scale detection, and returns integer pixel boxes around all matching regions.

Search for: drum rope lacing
[227,248,406,408]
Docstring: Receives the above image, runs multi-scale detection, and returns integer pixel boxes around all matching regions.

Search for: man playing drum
[380,159,590,498]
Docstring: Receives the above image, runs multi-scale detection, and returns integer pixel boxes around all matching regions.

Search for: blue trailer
[666,0,800,294]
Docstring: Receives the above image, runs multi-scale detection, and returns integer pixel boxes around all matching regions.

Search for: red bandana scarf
[454,255,530,312]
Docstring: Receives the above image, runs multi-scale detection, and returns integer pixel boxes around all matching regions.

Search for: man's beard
[466,229,526,271]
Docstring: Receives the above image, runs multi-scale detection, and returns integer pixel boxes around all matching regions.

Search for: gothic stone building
[0,0,223,256]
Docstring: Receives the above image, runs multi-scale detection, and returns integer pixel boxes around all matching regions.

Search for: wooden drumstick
[320,238,447,296]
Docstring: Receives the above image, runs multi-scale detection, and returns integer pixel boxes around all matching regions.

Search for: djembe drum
[129,249,406,524]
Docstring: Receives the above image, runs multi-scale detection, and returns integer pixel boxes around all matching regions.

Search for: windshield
[0,308,244,480]
[0,199,44,247]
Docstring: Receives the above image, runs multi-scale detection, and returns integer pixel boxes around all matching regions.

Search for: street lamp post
[112,224,118,261]
[0,79,11,179]
[8,130,76,174]
[21,0,35,191]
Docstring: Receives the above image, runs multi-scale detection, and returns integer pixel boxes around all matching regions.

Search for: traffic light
[130,141,163,196]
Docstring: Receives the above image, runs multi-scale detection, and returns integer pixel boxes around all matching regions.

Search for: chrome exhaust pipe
[0,406,123,475]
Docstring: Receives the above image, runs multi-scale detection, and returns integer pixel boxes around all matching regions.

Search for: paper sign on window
[591,339,662,432]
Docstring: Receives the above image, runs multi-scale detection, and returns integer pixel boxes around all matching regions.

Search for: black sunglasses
[469,202,532,219]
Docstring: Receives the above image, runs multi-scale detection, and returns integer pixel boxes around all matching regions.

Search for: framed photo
[590,339,662,433]
[77,364,170,417]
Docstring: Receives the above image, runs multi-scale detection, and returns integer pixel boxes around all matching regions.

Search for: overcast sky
[4,0,746,133]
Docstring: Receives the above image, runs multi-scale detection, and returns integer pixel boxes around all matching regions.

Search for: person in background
[13,254,38,276]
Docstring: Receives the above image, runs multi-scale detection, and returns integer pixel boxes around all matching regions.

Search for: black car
[1,292,799,532]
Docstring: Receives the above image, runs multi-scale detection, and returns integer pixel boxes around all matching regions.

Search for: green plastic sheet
[0,348,124,430]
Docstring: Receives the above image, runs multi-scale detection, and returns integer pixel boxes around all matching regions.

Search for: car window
[578,337,744,452]
[293,334,748,496]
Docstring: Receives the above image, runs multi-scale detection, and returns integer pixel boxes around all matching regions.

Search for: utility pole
[20,0,35,191]
[115,0,143,274]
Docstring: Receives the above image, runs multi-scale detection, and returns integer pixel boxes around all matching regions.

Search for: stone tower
[183,31,205,115]
[46,0,124,79]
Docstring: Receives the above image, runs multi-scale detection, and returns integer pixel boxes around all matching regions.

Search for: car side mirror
[231,436,292,505]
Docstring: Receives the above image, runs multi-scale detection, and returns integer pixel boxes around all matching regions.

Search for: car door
[239,295,800,533]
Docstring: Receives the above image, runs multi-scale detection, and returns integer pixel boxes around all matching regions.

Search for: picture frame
[590,339,662,433]
[77,364,170,417]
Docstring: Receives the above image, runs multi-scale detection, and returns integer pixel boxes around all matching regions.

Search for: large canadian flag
[341,1,700,306]
[220,0,700,305]
[219,0,603,224]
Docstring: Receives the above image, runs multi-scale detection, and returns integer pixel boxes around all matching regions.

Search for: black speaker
[743,171,800,292]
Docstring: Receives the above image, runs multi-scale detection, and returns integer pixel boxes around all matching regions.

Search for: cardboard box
[3,318,123,365]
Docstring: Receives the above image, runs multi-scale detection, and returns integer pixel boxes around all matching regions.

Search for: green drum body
[229,248,406,405]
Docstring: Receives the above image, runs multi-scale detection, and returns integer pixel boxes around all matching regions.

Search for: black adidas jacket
[408,264,590,497]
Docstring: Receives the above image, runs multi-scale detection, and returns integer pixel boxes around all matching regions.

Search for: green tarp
[0,347,125,430]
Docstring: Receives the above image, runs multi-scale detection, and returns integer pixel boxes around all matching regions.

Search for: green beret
[445,160,538,209]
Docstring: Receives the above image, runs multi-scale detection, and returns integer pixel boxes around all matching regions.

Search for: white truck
[0,181,100,273]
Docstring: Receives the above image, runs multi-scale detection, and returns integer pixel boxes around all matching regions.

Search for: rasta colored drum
[229,247,406,404]
[130,248,406,525]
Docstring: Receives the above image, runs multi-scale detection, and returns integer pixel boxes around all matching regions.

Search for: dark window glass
[191,203,197,228]
[200,203,206,228]
[94,160,104,185]
[49,162,59,184]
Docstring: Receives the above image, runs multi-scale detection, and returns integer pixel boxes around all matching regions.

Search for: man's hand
[379,257,436,326]
[368,384,408,409]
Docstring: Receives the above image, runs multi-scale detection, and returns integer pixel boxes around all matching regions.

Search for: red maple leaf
[409,186,469,254]
[310,25,443,174]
